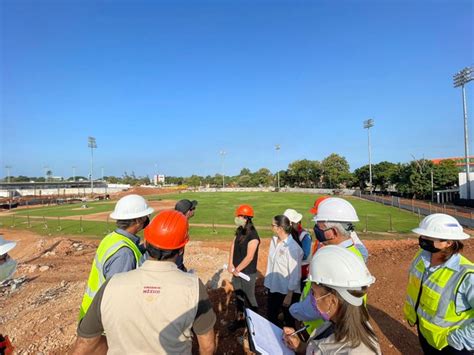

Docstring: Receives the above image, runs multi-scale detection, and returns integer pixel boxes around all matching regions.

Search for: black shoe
[227,319,246,332]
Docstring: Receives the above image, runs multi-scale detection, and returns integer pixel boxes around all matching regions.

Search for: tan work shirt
[78,260,216,354]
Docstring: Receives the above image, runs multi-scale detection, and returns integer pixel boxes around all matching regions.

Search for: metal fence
[355,192,474,228]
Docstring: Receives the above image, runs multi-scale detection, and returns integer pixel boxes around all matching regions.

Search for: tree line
[3,154,459,199]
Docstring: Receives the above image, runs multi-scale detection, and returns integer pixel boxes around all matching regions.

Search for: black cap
[175,199,198,214]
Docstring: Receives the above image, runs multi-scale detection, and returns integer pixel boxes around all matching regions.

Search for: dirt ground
[1,228,473,354]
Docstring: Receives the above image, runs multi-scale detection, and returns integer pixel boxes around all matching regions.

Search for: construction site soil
[1,228,473,354]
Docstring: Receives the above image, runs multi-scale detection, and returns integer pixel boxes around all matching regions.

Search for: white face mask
[0,258,17,282]
[234,217,246,227]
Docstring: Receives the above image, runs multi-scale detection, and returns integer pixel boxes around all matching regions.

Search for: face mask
[0,258,17,282]
[313,225,328,243]
[234,217,246,227]
[142,216,150,229]
[312,291,331,321]
[419,237,441,253]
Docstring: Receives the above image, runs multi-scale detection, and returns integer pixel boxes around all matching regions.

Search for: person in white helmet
[404,213,473,354]
[290,197,369,336]
[283,245,380,354]
[0,236,17,353]
[284,208,312,290]
[78,194,154,320]
[0,235,17,283]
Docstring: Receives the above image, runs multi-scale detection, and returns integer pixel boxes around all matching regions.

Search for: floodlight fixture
[5,165,11,183]
[453,66,473,199]
[363,119,375,193]
[220,150,226,188]
[88,136,97,195]
[275,144,281,190]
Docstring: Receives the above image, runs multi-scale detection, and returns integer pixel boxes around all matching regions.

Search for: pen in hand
[288,325,309,337]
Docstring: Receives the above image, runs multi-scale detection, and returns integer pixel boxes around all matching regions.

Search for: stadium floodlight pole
[88,137,97,196]
[363,119,374,194]
[43,166,49,182]
[453,66,473,199]
[5,165,11,183]
[72,166,76,182]
[220,150,226,188]
[101,166,104,181]
[275,144,281,190]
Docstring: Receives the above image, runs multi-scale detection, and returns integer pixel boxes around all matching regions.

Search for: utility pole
[88,137,97,196]
[363,119,374,194]
[43,166,49,182]
[453,66,473,199]
[431,169,434,202]
[275,144,281,190]
[220,150,226,188]
[5,165,11,183]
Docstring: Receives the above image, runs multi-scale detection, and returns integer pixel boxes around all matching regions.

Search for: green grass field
[0,192,421,240]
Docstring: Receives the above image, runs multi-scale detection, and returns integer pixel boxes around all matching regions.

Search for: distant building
[431,156,474,172]
[153,174,165,185]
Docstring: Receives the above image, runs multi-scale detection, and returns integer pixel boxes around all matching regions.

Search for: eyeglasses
[271,224,278,227]
[311,288,331,301]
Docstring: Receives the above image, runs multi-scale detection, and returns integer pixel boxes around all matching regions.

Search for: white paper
[245,308,294,355]
[223,264,251,281]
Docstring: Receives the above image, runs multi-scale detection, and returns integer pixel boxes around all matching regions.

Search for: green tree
[185,175,201,187]
[433,160,458,190]
[252,168,273,187]
[321,154,351,188]
[286,159,322,187]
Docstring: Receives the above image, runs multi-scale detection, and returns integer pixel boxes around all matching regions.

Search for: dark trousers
[267,291,300,328]
[418,329,471,355]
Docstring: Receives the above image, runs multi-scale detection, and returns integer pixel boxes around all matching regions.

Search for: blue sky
[1,0,473,179]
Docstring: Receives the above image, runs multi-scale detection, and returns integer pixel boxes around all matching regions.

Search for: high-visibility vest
[79,231,142,320]
[302,244,364,335]
[403,250,474,350]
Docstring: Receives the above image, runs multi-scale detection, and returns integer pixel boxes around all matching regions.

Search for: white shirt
[264,235,303,294]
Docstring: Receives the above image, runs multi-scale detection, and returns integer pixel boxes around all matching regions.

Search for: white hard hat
[109,194,154,220]
[412,213,470,241]
[0,236,17,255]
[283,208,303,223]
[313,197,359,223]
[308,245,375,306]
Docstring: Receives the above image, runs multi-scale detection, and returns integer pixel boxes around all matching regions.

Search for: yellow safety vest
[302,244,364,334]
[78,231,142,320]
[404,250,474,350]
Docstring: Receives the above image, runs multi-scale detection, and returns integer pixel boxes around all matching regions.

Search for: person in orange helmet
[309,196,330,255]
[73,210,216,355]
[227,204,260,332]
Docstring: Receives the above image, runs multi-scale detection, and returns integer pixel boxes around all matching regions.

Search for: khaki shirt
[78,260,216,354]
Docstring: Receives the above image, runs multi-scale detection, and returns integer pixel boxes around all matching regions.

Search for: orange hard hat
[235,204,254,218]
[310,196,329,214]
[144,210,189,250]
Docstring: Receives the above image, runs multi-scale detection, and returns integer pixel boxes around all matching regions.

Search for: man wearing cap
[174,199,198,271]
[72,210,216,354]
[78,194,154,320]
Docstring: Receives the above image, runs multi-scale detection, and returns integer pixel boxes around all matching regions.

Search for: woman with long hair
[405,214,473,354]
[284,208,312,289]
[283,246,380,354]
[265,215,303,327]
[227,204,260,332]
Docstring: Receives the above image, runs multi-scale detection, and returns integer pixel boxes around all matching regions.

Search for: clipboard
[245,308,294,355]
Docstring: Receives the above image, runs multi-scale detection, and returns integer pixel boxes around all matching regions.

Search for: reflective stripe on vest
[403,251,474,350]
[302,243,365,334]
[79,231,142,320]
